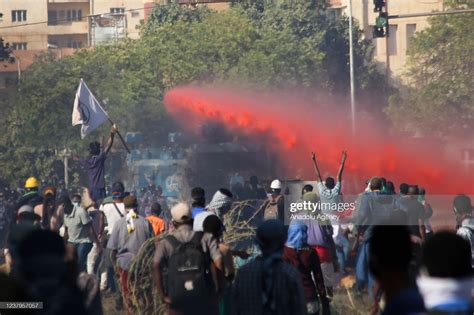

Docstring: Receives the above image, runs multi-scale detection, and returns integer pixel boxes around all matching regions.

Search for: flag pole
[107,118,131,154]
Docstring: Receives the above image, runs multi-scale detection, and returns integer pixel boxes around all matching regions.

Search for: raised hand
[111,124,118,134]
[341,150,347,162]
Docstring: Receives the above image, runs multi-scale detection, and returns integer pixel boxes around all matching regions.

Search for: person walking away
[98,182,126,294]
[16,177,43,218]
[77,125,117,202]
[418,188,433,238]
[107,195,153,314]
[147,202,166,236]
[202,214,234,315]
[63,194,102,273]
[353,177,396,297]
[369,225,425,315]
[417,232,472,314]
[301,184,314,197]
[16,230,87,315]
[263,179,285,221]
[453,194,474,267]
[153,202,223,315]
[154,186,169,217]
[87,201,105,275]
[233,219,307,315]
[333,224,350,275]
[191,187,206,219]
[384,181,396,195]
[301,192,338,298]
[395,185,425,243]
[57,179,69,199]
[50,189,66,232]
[3,205,41,276]
[41,186,56,230]
[194,189,233,231]
[245,176,267,200]
[283,221,330,315]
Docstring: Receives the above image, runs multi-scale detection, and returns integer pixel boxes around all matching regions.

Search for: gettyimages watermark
[282,193,471,226]
[287,201,356,223]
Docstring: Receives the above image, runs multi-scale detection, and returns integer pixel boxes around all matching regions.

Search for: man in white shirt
[100,197,126,236]
[98,181,126,293]
[193,189,233,231]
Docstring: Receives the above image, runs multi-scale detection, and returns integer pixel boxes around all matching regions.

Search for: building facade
[0,0,158,50]
[328,0,444,81]
[1,0,445,83]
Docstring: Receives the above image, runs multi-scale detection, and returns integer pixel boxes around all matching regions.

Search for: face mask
[73,202,80,207]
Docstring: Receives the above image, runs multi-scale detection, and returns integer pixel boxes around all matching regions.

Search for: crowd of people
[0,135,473,315]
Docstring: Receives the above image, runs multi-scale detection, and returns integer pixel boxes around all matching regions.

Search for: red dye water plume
[164,85,473,194]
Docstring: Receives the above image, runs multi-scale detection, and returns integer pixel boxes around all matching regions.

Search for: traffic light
[373,0,389,38]
[373,12,388,37]
[373,0,385,12]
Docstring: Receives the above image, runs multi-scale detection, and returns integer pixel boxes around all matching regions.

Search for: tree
[233,0,392,103]
[384,0,473,136]
[0,2,392,187]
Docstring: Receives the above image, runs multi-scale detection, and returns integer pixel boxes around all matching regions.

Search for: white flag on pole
[72,79,109,139]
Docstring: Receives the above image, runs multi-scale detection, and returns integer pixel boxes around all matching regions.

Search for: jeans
[87,243,101,275]
[336,236,350,272]
[355,241,374,297]
[73,242,93,273]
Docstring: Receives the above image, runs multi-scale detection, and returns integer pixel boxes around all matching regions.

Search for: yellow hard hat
[25,177,39,189]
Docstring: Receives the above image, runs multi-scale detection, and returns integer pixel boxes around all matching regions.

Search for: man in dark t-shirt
[78,125,117,202]
[396,185,425,241]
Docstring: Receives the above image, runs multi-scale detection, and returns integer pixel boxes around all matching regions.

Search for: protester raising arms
[311,150,347,201]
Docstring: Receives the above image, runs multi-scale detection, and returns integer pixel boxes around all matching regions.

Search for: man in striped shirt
[311,151,347,209]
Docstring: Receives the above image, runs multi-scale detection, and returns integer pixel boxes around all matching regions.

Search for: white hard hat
[270,179,282,190]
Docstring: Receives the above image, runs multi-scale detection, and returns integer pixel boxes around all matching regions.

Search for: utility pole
[385,0,390,78]
[8,50,21,83]
[58,148,72,189]
[348,0,356,136]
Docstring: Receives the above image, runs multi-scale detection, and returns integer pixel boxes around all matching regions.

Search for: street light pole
[348,0,356,136]
[8,50,21,83]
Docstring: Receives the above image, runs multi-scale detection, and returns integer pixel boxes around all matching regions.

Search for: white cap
[270,179,282,190]
[18,204,34,214]
[171,202,192,223]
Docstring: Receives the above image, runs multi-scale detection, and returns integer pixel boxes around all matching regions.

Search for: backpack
[166,232,213,307]
[264,195,282,221]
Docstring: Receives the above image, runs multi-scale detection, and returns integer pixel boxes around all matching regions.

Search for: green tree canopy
[385,0,473,136]
[0,2,391,187]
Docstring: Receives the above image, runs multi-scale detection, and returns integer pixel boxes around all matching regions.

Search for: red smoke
[164,85,473,194]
